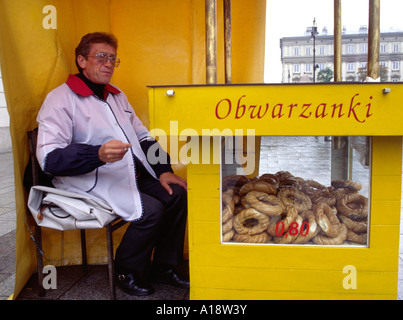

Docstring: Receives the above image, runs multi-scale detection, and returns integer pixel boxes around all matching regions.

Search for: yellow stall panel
[149,83,403,136]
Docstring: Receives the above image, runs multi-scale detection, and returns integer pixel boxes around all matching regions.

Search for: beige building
[280,26,403,83]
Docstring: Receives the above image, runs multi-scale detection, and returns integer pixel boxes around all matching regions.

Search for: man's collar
[66,74,121,98]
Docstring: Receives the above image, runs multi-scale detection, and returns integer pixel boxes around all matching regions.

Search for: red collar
[66,74,121,98]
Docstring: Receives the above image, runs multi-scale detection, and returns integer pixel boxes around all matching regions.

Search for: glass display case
[221,136,370,246]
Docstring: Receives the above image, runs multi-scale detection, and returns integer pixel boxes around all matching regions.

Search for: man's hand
[159,172,187,196]
[99,140,131,163]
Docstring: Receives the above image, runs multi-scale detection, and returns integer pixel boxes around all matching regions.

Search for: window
[380,44,386,53]
[319,46,325,55]
[293,64,300,73]
[294,47,300,56]
[306,47,311,56]
[305,64,312,72]
[347,62,355,72]
[392,61,399,71]
[361,44,367,54]
[347,45,355,54]
[393,43,399,52]
[361,62,367,69]
[221,136,371,247]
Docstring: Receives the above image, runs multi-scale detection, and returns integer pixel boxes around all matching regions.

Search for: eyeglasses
[86,52,120,67]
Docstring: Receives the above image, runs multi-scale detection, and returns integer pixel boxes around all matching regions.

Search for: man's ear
[77,55,87,69]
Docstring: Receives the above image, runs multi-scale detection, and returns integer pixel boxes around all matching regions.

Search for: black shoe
[115,271,155,296]
[149,267,190,289]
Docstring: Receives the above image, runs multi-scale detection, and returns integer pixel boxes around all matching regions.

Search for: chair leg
[106,224,116,300]
[80,229,88,270]
[35,225,46,297]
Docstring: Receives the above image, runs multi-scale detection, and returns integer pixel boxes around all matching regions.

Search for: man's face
[78,42,117,85]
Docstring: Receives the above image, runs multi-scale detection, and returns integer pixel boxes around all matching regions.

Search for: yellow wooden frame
[149,84,402,299]
[149,83,403,136]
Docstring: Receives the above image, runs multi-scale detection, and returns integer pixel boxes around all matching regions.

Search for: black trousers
[115,171,188,271]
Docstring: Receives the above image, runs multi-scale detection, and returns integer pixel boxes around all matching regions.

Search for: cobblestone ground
[0,152,16,300]
[258,136,370,196]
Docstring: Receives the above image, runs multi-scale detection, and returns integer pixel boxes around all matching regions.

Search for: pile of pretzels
[221,171,368,246]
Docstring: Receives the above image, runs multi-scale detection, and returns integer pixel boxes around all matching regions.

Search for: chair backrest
[24,128,53,193]
[27,128,39,186]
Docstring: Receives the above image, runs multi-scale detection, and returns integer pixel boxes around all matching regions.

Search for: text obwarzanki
[215,93,373,123]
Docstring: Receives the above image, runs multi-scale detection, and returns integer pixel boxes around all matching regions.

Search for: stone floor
[0,152,16,300]
[15,263,189,300]
[1,136,402,300]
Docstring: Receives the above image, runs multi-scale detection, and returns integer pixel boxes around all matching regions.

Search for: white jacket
[36,74,158,221]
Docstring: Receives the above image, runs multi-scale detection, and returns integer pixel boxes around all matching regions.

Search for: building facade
[280,26,403,83]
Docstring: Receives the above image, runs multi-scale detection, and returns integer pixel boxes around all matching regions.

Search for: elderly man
[36,32,188,296]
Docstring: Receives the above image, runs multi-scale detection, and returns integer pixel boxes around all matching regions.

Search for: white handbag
[28,185,119,230]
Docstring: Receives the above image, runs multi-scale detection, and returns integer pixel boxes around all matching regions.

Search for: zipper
[96,95,144,219]
[85,167,99,192]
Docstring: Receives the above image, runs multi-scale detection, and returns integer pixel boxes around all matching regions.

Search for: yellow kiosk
[148,82,402,300]
[147,0,402,300]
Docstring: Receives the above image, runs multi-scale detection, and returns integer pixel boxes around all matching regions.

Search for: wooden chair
[25,128,127,299]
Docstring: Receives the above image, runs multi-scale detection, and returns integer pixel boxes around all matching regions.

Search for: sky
[264,0,403,83]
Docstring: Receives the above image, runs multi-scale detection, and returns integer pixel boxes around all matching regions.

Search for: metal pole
[311,18,318,83]
[223,0,232,84]
[365,0,380,172]
[205,0,217,84]
[333,0,342,82]
[368,0,380,79]
[223,0,236,175]
[331,1,348,180]
[313,35,316,83]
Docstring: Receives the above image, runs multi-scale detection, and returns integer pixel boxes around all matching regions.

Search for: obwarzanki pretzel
[274,170,294,181]
[278,188,312,212]
[346,229,367,244]
[337,193,368,219]
[273,215,303,244]
[304,180,336,206]
[313,224,347,245]
[222,229,235,242]
[266,206,298,236]
[258,173,279,188]
[233,232,271,243]
[221,191,236,242]
[304,180,328,194]
[339,214,367,233]
[233,208,270,235]
[222,217,233,234]
[239,181,277,196]
[222,174,250,190]
[278,178,301,190]
[221,192,235,223]
[293,210,318,244]
[245,191,285,216]
[331,179,362,192]
[314,203,340,238]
